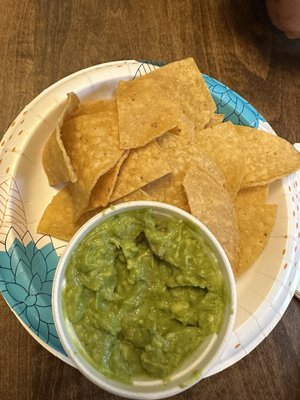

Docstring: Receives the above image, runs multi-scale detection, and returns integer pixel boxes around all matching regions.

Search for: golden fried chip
[87,188,153,222]
[37,187,99,241]
[37,187,75,241]
[237,185,269,203]
[62,101,125,219]
[195,122,245,198]
[113,188,153,204]
[234,186,277,275]
[144,171,190,212]
[158,132,224,183]
[87,151,129,211]
[183,165,239,272]
[117,78,179,149]
[110,140,171,202]
[235,125,300,188]
[142,58,216,130]
[70,98,115,118]
[194,151,226,186]
[204,113,224,128]
[37,186,155,242]
[168,112,195,140]
[148,133,225,211]
[42,93,80,185]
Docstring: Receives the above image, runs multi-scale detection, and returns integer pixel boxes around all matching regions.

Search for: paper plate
[0,60,299,374]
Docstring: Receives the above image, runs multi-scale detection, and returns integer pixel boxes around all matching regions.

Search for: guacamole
[63,209,226,382]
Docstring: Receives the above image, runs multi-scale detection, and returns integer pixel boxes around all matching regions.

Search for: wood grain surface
[0,1,300,399]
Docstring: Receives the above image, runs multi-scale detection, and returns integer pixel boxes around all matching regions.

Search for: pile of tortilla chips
[38,58,300,276]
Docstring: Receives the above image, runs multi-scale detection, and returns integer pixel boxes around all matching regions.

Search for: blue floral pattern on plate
[0,228,65,355]
[203,74,265,128]
[0,60,267,358]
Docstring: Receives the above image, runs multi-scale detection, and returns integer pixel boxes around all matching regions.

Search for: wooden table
[0,1,299,399]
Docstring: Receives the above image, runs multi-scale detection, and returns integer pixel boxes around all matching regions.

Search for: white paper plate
[0,60,299,374]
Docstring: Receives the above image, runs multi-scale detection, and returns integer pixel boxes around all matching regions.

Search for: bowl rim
[52,200,237,399]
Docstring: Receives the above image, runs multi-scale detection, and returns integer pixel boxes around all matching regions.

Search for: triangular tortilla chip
[87,151,129,211]
[62,100,125,219]
[234,185,277,275]
[141,58,216,130]
[110,140,171,202]
[168,112,195,140]
[144,172,190,212]
[146,133,225,212]
[42,93,80,185]
[117,78,179,149]
[37,187,154,242]
[70,98,115,118]
[235,126,300,188]
[158,132,226,185]
[195,122,245,198]
[183,165,239,272]
[113,188,153,204]
[37,187,99,241]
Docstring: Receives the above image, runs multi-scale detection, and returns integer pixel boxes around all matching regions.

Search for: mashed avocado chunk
[63,209,226,381]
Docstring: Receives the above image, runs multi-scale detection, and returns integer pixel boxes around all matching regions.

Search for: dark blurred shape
[266,0,300,39]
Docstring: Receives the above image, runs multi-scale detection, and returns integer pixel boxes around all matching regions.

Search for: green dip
[63,209,226,382]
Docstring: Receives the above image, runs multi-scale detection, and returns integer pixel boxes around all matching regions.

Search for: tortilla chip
[168,112,195,140]
[62,101,125,219]
[194,151,226,186]
[37,186,155,242]
[204,113,224,128]
[141,58,216,130]
[237,185,269,203]
[37,187,99,241]
[113,188,153,204]
[70,98,115,118]
[234,126,300,188]
[161,133,226,186]
[42,93,80,185]
[234,186,277,275]
[183,165,239,272]
[79,189,153,233]
[195,122,245,198]
[110,140,171,202]
[117,78,179,149]
[148,133,225,211]
[144,171,190,212]
[87,151,129,211]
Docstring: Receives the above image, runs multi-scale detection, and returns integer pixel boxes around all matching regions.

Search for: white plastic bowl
[52,201,237,399]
